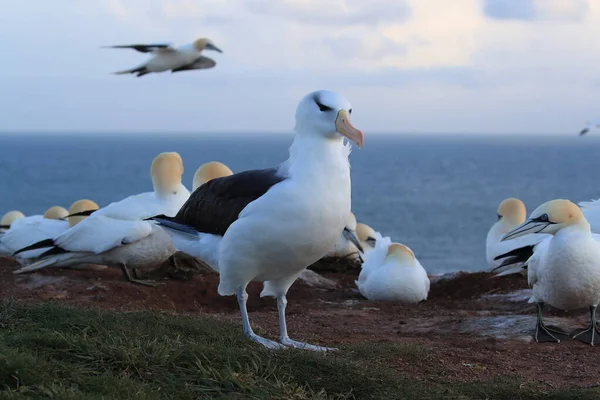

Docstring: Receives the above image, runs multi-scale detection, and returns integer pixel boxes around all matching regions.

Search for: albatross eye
[316,102,332,112]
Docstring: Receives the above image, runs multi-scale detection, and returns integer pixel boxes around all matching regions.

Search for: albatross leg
[571,305,600,346]
[120,264,157,287]
[237,286,285,350]
[277,295,337,352]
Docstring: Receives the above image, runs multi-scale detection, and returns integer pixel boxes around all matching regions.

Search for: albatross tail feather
[149,215,221,273]
[150,215,200,238]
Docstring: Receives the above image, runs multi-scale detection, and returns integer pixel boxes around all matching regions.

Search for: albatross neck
[283,133,350,181]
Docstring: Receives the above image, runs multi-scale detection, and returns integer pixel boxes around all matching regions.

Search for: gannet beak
[336,110,364,148]
[501,220,550,241]
[343,227,364,253]
[205,43,223,53]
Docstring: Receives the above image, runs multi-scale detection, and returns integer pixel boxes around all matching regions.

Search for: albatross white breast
[152,89,364,351]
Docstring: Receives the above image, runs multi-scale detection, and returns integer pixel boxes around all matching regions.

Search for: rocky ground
[1,256,599,390]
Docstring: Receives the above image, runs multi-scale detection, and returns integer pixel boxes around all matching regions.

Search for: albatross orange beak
[335,110,364,148]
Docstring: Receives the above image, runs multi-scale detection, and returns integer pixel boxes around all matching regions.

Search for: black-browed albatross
[152,90,364,351]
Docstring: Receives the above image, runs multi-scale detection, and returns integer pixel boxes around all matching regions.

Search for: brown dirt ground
[1,256,600,390]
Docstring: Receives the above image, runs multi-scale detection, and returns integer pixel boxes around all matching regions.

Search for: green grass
[0,300,597,399]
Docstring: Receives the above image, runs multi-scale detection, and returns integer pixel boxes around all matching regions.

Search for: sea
[1,133,599,274]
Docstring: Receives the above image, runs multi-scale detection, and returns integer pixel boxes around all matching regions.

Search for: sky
[1,0,599,135]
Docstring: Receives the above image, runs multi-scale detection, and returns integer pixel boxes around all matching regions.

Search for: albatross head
[356,223,377,248]
[496,198,526,225]
[67,199,99,227]
[0,211,25,230]
[386,243,416,265]
[43,206,69,220]
[193,161,233,191]
[151,152,185,196]
[294,90,364,148]
[193,38,223,53]
[501,199,585,241]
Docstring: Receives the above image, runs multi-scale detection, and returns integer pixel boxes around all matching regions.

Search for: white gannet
[193,161,233,191]
[578,119,600,136]
[356,241,429,303]
[7,200,99,265]
[13,153,187,280]
[151,90,364,351]
[105,38,223,77]
[1,205,68,258]
[355,222,380,262]
[486,198,549,274]
[0,211,25,233]
[0,207,68,256]
[325,212,363,260]
[12,214,176,286]
[67,152,190,221]
[356,223,377,249]
[0,211,26,254]
[499,199,600,345]
[43,206,69,220]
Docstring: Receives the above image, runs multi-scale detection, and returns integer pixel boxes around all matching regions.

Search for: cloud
[482,0,535,20]
[483,0,589,22]
[2,0,600,134]
[323,34,407,61]
[244,0,411,27]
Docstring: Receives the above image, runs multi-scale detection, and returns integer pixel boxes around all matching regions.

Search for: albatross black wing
[154,168,286,236]
[171,56,216,73]
[103,43,171,53]
[579,128,590,136]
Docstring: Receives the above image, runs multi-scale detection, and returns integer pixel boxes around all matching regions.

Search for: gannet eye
[316,102,332,112]
[497,213,502,221]
[349,109,352,114]
[534,213,549,222]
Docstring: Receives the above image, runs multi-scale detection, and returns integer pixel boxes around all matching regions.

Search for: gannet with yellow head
[105,37,223,77]
[356,241,429,303]
[0,211,25,232]
[500,199,600,345]
[486,198,549,273]
[193,161,233,191]
[4,201,99,264]
[13,153,188,285]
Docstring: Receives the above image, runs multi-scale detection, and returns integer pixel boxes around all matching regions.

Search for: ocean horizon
[2,132,599,274]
